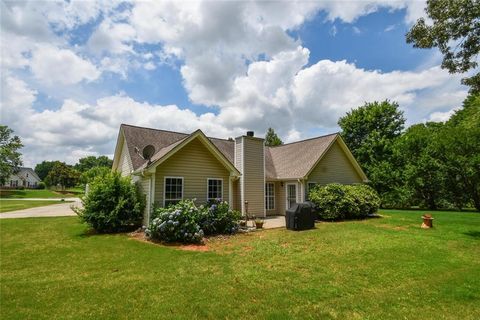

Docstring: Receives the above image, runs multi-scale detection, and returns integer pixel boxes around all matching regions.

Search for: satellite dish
[142,145,155,162]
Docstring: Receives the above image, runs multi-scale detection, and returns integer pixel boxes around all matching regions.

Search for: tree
[264,128,283,147]
[406,0,480,93]
[44,162,80,190]
[74,156,113,172]
[339,101,405,168]
[396,123,445,210]
[0,125,23,186]
[34,160,61,181]
[80,166,111,185]
[449,93,480,128]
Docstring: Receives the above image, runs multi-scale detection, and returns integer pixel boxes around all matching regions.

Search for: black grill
[285,202,316,231]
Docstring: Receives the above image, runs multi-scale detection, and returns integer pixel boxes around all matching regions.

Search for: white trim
[207,178,223,201]
[163,176,184,207]
[265,182,275,210]
[285,182,298,210]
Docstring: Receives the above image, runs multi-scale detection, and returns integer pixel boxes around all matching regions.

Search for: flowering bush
[309,183,380,220]
[146,200,204,243]
[198,199,241,235]
[146,199,241,243]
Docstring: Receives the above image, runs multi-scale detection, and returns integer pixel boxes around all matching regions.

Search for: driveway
[0,198,82,219]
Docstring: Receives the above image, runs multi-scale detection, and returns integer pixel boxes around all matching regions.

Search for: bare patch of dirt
[128,230,210,252]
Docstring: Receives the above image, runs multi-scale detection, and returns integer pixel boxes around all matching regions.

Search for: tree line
[34,156,113,190]
[341,95,479,211]
[0,127,113,190]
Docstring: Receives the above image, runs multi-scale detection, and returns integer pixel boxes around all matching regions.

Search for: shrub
[17,185,25,190]
[198,199,241,235]
[146,200,204,243]
[309,183,380,220]
[74,172,145,233]
[37,182,46,189]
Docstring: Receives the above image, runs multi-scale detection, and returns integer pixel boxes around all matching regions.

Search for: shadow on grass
[463,231,480,239]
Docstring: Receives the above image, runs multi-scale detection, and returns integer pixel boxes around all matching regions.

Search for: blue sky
[0,1,469,166]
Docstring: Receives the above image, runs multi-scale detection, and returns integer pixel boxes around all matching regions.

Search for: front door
[286,183,297,209]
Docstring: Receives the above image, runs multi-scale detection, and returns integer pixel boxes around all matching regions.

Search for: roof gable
[266,133,338,180]
[140,130,240,176]
[119,124,234,171]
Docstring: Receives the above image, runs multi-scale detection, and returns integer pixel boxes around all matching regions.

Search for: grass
[0,200,68,213]
[0,188,83,199]
[1,210,479,319]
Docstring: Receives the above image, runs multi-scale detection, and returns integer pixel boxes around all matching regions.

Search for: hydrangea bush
[198,199,241,235]
[309,183,380,220]
[146,199,241,243]
[146,200,204,243]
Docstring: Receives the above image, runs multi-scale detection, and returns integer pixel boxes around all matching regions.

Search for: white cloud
[0,75,37,126]
[2,0,467,168]
[87,19,136,55]
[353,26,362,34]
[30,44,100,85]
[427,108,458,122]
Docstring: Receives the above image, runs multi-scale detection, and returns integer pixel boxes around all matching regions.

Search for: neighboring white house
[2,167,41,189]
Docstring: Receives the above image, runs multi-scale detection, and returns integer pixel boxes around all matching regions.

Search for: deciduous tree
[406,0,480,93]
[0,125,23,186]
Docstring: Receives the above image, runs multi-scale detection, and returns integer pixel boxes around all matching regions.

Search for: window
[265,182,275,210]
[306,182,318,200]
[207,178,223,201]
[164,177,183,207]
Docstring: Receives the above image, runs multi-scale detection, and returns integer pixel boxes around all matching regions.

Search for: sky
[0,0,470,167]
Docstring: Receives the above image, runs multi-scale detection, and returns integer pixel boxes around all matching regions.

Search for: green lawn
[1,210,479,319]
[0,200,68,213]
[0,188,83,199]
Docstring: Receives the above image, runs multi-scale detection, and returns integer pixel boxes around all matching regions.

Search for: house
[112,124,367,224]
[2,167,41,189]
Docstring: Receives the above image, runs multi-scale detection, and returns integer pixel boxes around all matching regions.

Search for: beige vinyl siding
[242,137,265,217]
[307,140,362,189]
[277,181,286,216]
[154,138,230,206]
[232,179,241,211]
[138,176,151,224]
[116,138,133,177]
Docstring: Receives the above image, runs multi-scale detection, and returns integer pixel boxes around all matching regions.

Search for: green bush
[146,199,241,243]
[309,183,380,220]
[17,185,25,190]
[37,182,46,189]
[198,200,241,235]
[146,200,204,243]
[75,172,145,233]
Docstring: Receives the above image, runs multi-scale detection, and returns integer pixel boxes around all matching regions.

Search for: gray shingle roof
[120,124,338,179]
[265,133,338,179]
[121,124,234,171]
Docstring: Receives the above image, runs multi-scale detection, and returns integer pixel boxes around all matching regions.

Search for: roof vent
[246,131,254,137]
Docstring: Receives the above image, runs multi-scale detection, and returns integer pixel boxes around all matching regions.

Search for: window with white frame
[306,182,318,200]
[207,178,223,201]
[164,177,183,207]
[265,182,275,210]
